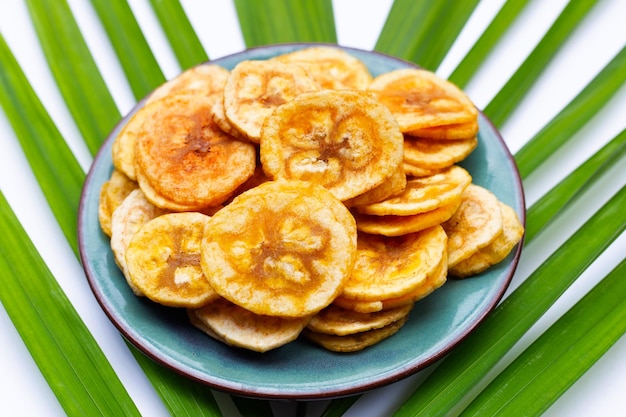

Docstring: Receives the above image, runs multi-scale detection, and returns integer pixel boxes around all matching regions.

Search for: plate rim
[78,42,526,400]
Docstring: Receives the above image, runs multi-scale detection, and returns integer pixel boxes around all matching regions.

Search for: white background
[1,0,625,416]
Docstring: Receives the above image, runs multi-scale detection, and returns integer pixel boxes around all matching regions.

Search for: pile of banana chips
[98,47,523,353]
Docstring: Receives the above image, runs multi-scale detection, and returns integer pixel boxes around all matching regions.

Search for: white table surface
[1,1,625,416]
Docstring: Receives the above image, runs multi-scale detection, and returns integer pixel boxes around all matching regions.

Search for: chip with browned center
[307,302,413,336]
[260,89,404,202]
[201,179,357,318]
[125,212,217,308]
[403,136,477,171]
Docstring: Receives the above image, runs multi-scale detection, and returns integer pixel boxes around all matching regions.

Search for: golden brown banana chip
[111,102,155,181]
[273,46,373,90]
[125,212,218,308]
[260,89,404,201]
[341,226,447,302]
[210,93,248,141]
[406,121,479,140]
[442,184,504,268]
[190,297,310,352]
[110,189,165,295]
[343,163,406,208]
[403,163,442,178]
[307,302,413,336]
[146,64,229,104]
[450,202,524,278]
[135,94,256,211]
[354,165,471,216]
[403,136,478,171]
[223,60,320,142]
[304,315,408,352]
[98,169,138,237]
[367,68,478,133]
[353,199,460,236]
[201,179,357,318]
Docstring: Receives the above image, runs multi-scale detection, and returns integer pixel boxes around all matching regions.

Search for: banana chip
[307,302,413,336]
[147,64,229,104]
[98,169,138,237]
[341,226,447,302]
[403,136,477,171]
[367,68,478,133]
[135,94,256,211]
[442,184,504,268]
[403,163,442,178]
[190,297,310,352]
[272,46,373,90]
[125,212,217,308]
[260,89,404,201]
[201,180,357,318]
[451,202,524,277]
[304,315,408,352]
[223,60,320,142]
[110,189,165,295]
[406,121,479,140]
[354,165,471,216]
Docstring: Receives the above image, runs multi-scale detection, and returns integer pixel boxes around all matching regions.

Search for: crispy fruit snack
[98,46,523,353]
[201,179,357,318]
[260,89,404,201]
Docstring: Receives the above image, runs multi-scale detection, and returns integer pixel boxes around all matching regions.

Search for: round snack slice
[135,94,256,211]
[272,46,373,90]
[190,297,310,352]
[223,60,320,142]
[146,64,229,104]
[403,136,478,171]
[442,183,504,268]
[260,89,404,201]
[98,169,138,237]
[354,165,471,216]
[367,68,478,133]
[125,212,218,308]
[110,189,165,295]
[304,315,409,352]
[201,179,357,318]
[450,201,524,277]
[406,121,479,140]
[307,302,413,336]
[340,226,447,302]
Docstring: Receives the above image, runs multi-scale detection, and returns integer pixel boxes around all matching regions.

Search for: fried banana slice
[189,297,310,352]
[344,163,406,207]
[354,165,471,216]
[442,184,504,268]
[406,121,479,140]
[135,94,256,211]
[260,89,404,201]
[201,179,357,318]
[110,189,165,295]
[223,60,320,142]
[403,163,442,178]
[367,68,478,133]
[210,93,248,141]
[304,315,408,352]
[125,212,218,307]
[112,103,154,181]
[307,302,413,336]
[146,64,229,104]
[403,136,478,171]
[353,199,461,236]
[450,202,524,277]
[341,226,447,302]
[98,169,138,237]
[273,46,373,90]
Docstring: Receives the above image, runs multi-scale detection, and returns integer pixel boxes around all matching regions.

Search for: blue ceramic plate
[78,43,525,400]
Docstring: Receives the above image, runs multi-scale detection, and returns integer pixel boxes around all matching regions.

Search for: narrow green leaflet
[375,0,481,70]
[90,0,166,100]
[448,0,532,88]
[0,192,141,417]
[148,0,209,70]
[483,0,600,127]
[461,256,626,416]
[525,128,626,242]
[392,184,626,417]
[0,33,83,255]
[25,0,121,154]
[233,0,337,47]
[515,45,626,178]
